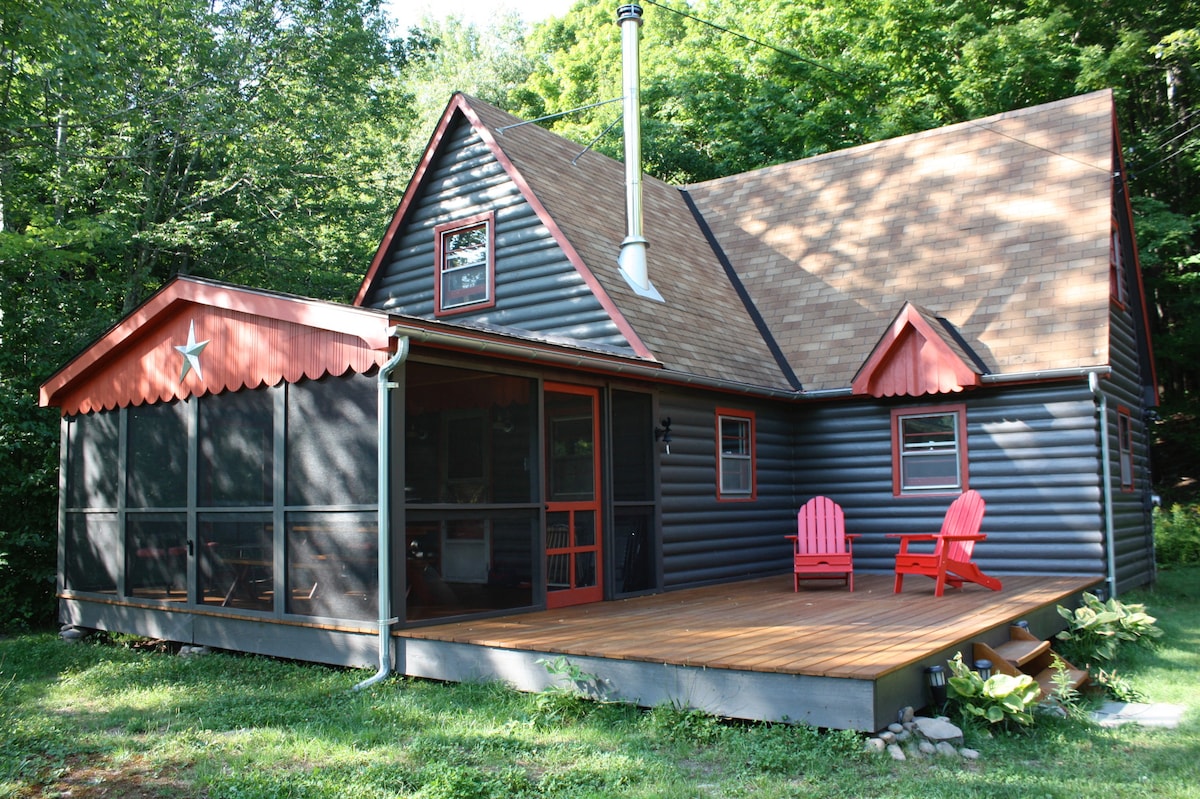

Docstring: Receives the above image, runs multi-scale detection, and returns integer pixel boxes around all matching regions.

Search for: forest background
[2,0,1198,629]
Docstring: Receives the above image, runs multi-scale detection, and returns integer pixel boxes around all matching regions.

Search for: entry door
[544,384,603,608]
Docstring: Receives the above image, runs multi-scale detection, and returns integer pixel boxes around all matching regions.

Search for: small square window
[716,409,755,500]
[892,405,966,495]
[435,213,495,316]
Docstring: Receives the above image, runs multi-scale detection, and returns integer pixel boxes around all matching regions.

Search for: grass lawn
[2,568,1197,799]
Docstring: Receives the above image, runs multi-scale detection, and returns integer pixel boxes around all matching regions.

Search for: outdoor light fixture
[974,659,993,680]
[1012,620,1030,632]
[654,417,672,454]
[925,664,948,706]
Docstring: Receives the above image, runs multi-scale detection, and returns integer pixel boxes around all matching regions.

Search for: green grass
[2,569,1198,798]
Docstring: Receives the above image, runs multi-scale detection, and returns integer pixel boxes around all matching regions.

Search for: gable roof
[40,277,394,415]
[685,90,1119,392]
[357,94,795,392]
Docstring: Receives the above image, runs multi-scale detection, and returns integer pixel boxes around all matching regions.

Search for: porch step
[973,624,1089,701]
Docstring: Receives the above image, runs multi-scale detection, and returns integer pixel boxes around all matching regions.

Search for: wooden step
[1033,666,1089,699]
[990,638,1050,668]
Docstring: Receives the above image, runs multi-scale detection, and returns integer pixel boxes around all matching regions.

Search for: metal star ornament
[175,320,210,383]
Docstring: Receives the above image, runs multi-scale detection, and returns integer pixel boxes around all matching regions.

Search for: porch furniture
[890,489,1002,596]
[789,496,859,591]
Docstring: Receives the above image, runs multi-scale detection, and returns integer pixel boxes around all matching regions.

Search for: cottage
[39,11,1156,730]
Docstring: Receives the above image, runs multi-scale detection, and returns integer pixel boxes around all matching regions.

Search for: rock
[60,627,86,641]
[918,740,936,756]
[879,730,896,744]
[960,748,981,760]
[865,737,887,753]
[887,722,904,734]
[894,730,911,743]
[914,716,964,744]
[887,744,907,761]
[935,741,960,758]
[899,706,916,724]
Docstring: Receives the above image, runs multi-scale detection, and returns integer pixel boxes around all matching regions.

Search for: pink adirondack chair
[891,489,1002,596]
[790,496,858,591]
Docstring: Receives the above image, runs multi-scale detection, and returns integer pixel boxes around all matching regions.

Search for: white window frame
[716,409,756,501]
[435,212,495,316]
[892,405,967,496]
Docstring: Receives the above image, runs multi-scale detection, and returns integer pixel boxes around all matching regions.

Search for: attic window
[435,212,495,316]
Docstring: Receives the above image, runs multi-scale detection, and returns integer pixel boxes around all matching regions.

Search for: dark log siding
[362,118,632,352]
[657,389,797,589]
[793,385,1113,581]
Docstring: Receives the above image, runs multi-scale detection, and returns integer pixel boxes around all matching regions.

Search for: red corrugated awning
[40,277,395,416]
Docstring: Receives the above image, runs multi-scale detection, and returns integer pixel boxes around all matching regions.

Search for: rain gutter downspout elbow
[354,333,410,691]
[1090,370,1118,598]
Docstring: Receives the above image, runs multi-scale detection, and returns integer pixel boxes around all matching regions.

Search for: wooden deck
[395,573,1101,731]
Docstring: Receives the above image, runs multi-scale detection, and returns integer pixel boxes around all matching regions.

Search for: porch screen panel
[126,514,187,602]
[611,390,655,595]
[198,513,273,612]
[405,510,535,622]
[286,375,376,507]
[286,512,376,621]
[199,389,273,507]
[67,411,119,509]
[127,401,187,508]
[64,513,118,594]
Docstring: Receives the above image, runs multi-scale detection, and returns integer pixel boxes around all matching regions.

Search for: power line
[638,0,848,80]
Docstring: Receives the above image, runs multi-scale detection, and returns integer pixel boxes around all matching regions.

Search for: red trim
[433,211,497,317]
[890,404,968,497]
[852,303,980,398]
[715,407,757,502]
[1111,109,1160,405]
[40,276,393,415]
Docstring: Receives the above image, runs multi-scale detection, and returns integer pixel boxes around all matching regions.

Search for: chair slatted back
[796,496,846,556]
[938,489,985,561]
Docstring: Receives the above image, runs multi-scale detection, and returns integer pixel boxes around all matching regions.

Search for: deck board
[402,573,1098,680]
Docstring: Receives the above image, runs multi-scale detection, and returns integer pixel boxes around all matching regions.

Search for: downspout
[354,332,410,691]
[1090,371,1118,598]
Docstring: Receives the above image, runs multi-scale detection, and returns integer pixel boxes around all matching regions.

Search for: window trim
[1117,405,1135,492]
[434,211,496,317]
[1110,216,1128,309]
[891,404,968,496]
[715,408,756,501]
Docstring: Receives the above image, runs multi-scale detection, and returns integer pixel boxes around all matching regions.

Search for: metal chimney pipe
[617,4,649,293]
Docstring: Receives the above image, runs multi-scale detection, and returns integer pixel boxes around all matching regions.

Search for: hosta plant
[947,652,1041,726]
[1054,592,1162,666]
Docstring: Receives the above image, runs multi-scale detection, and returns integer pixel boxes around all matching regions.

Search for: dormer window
[435,212,495,316]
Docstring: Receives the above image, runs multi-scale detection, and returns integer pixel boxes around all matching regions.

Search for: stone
[865,737,887,754]
[918,740,937,756]
[899,706,916,724]
[914,716,964,744]
[887,744,907,761]
[888,722,905,734]
[894,730,911,743]
[879,730,896,744]
[59,627,86,641]
[935,741,960,758]
[960,748,981,760]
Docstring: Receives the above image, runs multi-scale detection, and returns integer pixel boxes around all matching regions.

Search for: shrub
[1054,592,1162,666]
[947,652,1041,727]
[1155,503,1200,566]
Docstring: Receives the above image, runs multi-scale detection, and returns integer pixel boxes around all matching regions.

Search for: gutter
[354,332,410,691]
[1089,370,1119,598]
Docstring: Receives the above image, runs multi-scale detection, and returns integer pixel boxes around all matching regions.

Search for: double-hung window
[435,212,495,316]
[892,405,966,495]
[1118,407,1135,491]
[716,409,756,500]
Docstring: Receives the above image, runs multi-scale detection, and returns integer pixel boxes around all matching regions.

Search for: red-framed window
[1110,217,1128,308]
[892,404,968,496]
[1118,406,1135,491]
[434,211,496,317]
[716,408,756,501]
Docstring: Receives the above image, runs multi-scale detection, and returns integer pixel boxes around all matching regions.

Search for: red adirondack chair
[890,489,1002,596]
[789,496,859,591]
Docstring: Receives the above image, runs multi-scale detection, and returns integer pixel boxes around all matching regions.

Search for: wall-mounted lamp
[925,664,948,707]
[654,417,672,454]
[973,659,993,681]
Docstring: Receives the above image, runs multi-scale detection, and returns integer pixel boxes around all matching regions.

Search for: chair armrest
[938,534,987,542]
[885,534,938,541]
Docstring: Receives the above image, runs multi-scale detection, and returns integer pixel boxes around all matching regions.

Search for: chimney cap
[617,4,643,23]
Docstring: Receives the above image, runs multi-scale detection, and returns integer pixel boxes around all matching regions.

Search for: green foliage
[1055,592,1163,666]
[642,702,726,746]
[1154,503,1200,566]
[1093,667,1147,703]
[530,656,602,726]
[947,652,1041,727]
